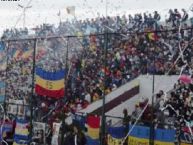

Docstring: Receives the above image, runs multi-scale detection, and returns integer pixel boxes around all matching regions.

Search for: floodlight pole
[58,10,61,24]
[18,4,32,28]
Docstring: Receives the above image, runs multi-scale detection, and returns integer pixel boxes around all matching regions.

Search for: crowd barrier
[72,113,193,145]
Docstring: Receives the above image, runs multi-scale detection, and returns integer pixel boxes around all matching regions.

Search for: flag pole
[30,38,37,143]
[57,10,61,25]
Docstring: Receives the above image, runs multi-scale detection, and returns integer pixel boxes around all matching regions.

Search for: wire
[121,34,191,143]
[121,100,149,145]
[161,104,193,137]
[166,39,190,75]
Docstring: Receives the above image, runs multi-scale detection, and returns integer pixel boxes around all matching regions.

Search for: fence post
[4,41,10,114]
[30,38,37,143]
[61,36,69,145]
[100,31,108,145]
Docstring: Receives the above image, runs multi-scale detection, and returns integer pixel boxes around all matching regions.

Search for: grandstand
[0,0,193,145]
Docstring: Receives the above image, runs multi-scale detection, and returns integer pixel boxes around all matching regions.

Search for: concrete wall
[79,78,140,114]
[79,75,179,125]
[105,75,179,125]
[105,94,140,117]
[105,94,139,125]
[138,75,178,103]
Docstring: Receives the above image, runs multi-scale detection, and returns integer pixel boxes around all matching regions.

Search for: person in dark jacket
[70,124,87,145]
[181,9,188,22]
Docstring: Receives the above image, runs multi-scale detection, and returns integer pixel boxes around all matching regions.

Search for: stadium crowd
[0,8,193,144]
[1,8,193,119]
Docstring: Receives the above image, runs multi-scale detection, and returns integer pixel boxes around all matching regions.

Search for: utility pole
[18,4,32,28]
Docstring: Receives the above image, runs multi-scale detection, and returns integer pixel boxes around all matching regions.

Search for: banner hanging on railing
[13,119,30,145]
[86,115,100,140]
[0,42,6,71]
[107,126,126,145]
[0,121,13,142]
[51,122,61,145]
[72,113,86,130]
[33,122,46,144]
[106,125,176,145]
[35,68,66,98]
[86,136,100,145]
[128,125,150,145]
[154,128,176,144]
[7,99,25,116]
[73,115,193,145]
[181,128,193,145]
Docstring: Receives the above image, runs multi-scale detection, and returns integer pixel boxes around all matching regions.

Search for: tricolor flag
[86,115,100,139]
[0,53,5,64]
[13,139,29,145]
[0,42,5,63]
[13,50,23,60]
[0,42,4,51]
[0,120,13,142]
[148,32,158,41]
[89,35,97,51]
[35,68,66,99]
[0,81,5,102]
[21,49,33,60]
[107,126,126,145]
[129,125,175,145]
[0,62,6,71]
[36,47,47,60]
[0,42,6,71]
[13,119,30,145]
[66,6,75,16]
[12,46,33,61]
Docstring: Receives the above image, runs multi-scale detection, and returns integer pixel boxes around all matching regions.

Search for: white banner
[33,122,46,144]
[7,99,25,116]
[51,122,61,145]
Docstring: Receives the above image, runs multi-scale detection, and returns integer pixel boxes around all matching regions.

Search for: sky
[0,0,193,34]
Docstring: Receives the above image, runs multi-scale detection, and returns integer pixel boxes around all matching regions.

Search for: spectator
[69,124,87,145]
[122,109,130,127]
[181,9,189,22]
[0,8,192,138]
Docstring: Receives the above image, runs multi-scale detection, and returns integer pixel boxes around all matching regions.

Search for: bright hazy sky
[0,0,193,34]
